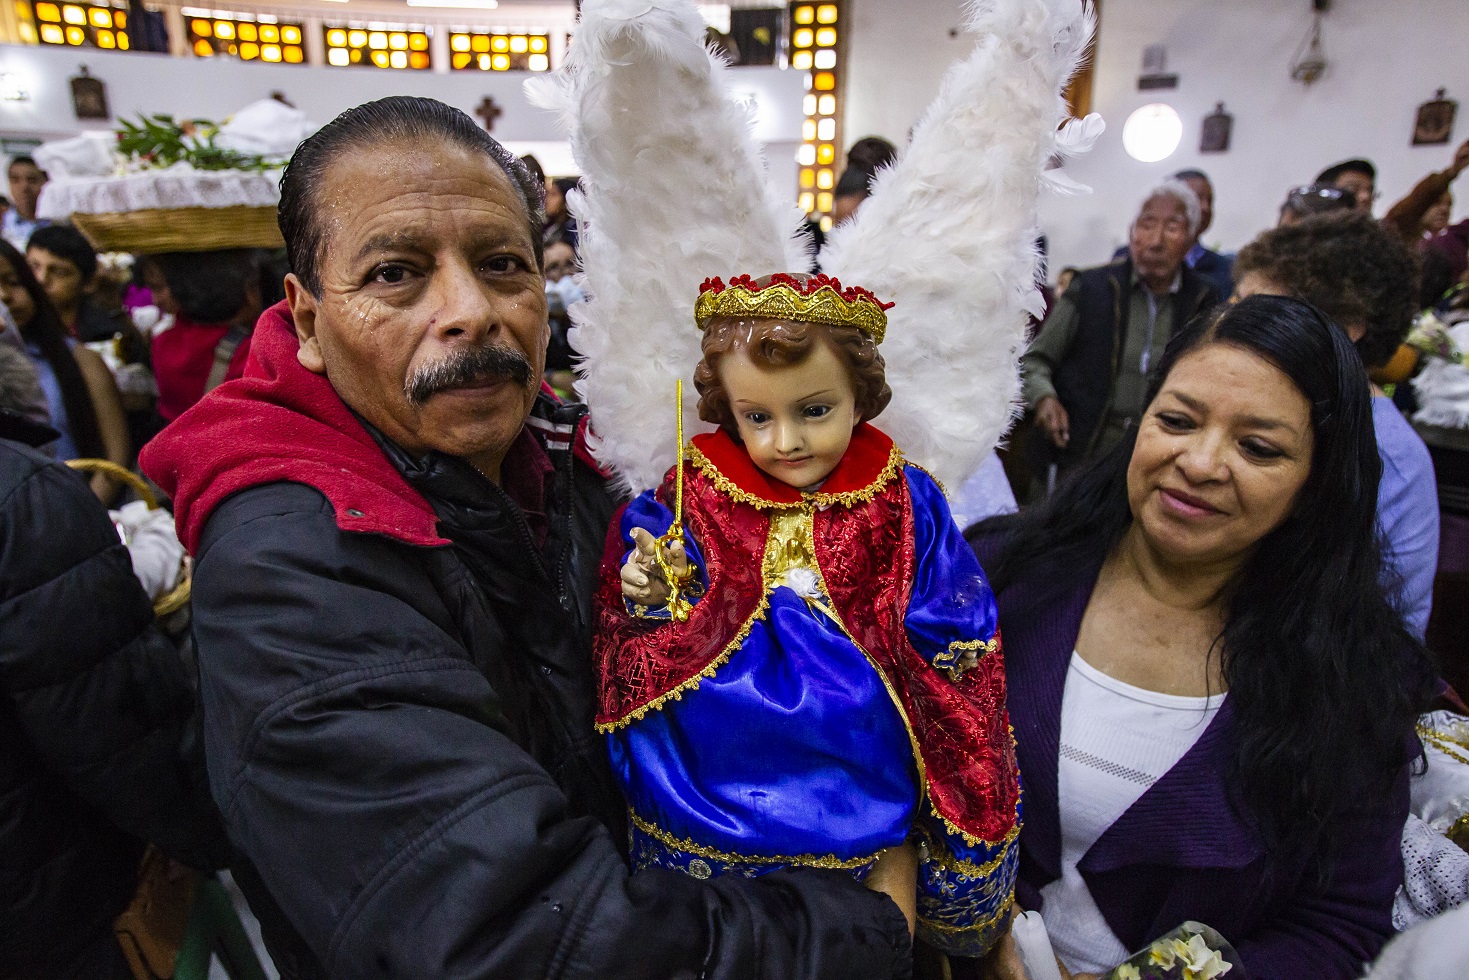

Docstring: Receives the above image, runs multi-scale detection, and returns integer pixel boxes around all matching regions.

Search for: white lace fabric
[1395,711,1469,930]
[37,166,283,222]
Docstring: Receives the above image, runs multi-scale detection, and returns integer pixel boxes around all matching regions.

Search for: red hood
[141,300,448,555]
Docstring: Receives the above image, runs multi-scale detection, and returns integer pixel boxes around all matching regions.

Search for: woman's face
[1127,342,1314,570]
[0,257,36,328]
[718,334,859,492]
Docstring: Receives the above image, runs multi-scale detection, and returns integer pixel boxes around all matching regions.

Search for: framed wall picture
[1200,103,1232,154]
[1413,89,1457,146]
[70,66,109,121]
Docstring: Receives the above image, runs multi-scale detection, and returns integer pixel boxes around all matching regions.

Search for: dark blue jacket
[0,437,223,977]
[972,532,1406,980]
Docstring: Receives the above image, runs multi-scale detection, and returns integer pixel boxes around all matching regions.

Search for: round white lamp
[1122,103,1183,163]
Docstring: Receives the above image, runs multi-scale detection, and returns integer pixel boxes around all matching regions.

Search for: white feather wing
[820,0,1097,491]
[526,0,808,495]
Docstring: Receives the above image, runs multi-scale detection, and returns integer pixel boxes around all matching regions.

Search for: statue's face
[718,333,858,491]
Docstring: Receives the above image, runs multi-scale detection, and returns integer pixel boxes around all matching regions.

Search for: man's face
[7,162,45,221]
[1425,191,1453,236]
[287,138,548,481]
[1129,194,1192,286]
[27,246,85,314]
[1332,170,1375,211]
[1180,176,1213,239]
[543,241,576,283]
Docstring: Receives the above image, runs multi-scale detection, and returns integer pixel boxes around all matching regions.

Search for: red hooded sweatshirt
[141,301,448,555]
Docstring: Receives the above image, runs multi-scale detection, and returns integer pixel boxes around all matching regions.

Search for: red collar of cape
[140,299,599,556]
[688,423,902,506]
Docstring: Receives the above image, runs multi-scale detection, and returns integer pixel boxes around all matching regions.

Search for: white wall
[844,0,1469,274]
[0,42,806,182]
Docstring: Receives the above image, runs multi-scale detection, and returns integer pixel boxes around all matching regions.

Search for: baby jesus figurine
[594,273,1020,956]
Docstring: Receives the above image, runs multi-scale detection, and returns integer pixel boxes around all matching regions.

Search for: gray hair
[1136,179,1202,237]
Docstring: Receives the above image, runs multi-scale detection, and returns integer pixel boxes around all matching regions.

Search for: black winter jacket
[0,438,224,978]
[188,400,912,979]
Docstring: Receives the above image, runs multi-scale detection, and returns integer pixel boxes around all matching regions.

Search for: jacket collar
[687,423,903,509]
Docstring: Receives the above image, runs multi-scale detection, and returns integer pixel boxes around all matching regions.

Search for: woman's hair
[147,249,259,325]
[980,294,1436,862]
[693,298,891,433]
[1235,211,1419,368]
[0,240,104,458]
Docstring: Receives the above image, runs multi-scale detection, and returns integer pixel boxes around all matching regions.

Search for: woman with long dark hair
[972,295,1437,979]
[0,239,130,499]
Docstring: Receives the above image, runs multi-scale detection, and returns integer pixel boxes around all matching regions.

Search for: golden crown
[694,273,894,344]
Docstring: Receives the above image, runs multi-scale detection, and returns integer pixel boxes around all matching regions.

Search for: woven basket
[70,205,283,253]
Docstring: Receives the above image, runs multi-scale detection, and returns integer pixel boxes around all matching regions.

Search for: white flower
[1177,933,1232,980]
[1114,964,1141,980]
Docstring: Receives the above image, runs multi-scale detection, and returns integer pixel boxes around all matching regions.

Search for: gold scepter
[654,379,696,622]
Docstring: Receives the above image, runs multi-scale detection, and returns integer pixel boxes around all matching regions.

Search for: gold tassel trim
[629,808,880,870]
[688,442,907,510]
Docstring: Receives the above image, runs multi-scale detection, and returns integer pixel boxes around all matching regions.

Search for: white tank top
[1039,652,1226,974]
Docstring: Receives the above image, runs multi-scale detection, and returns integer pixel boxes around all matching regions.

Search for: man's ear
[1342,318,1368,344]
[285,273,326,375]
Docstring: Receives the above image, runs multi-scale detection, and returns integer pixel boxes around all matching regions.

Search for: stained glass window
[448,32,550,72]
[187,10,304,64]
[323,24,432,70]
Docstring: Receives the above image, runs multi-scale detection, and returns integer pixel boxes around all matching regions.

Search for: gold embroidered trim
[905,461,948,500]
[629,808,880,870]
[933,636,999,682]
[688,442,907,510]
[598,591,771,733]
[919,803,1022,877]
[918,894,1015,936]
[1418,724,1469,767]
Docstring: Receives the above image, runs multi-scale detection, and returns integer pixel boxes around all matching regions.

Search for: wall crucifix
[476,96,504,133]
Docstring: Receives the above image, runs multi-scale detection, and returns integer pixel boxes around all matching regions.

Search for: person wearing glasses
[1316,158,1378,212]
[1278,183,1356,226]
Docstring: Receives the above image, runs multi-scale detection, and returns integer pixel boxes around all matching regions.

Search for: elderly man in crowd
[140,97,911,980]
[1023,180,1221,483]
[1112,169,1233,298]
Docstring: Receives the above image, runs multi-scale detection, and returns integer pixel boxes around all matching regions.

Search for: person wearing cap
[1316,158,1378,212]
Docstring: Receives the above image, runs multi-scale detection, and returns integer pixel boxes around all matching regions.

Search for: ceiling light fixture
[1122,103,1183,163]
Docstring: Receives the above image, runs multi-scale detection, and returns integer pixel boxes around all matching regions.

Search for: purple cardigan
[974,535,1406,980]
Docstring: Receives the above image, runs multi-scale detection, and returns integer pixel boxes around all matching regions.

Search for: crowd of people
[2,26,1468,980]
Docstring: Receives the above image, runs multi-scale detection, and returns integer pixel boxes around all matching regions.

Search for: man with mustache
[140,97,911,979]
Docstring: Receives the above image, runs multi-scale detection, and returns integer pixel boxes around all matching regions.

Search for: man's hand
[864,842,918,935]
[620,526,689,608]
[1034,395,1071,449]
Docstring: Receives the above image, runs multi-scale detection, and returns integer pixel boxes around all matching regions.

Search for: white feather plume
[526,0,808,495]
[820,0,1098,491]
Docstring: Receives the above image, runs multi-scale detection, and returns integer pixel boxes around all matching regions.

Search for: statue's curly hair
[1234,211,1419,369]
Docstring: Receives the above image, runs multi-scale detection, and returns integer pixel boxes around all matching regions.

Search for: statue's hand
[621,526,689,607]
